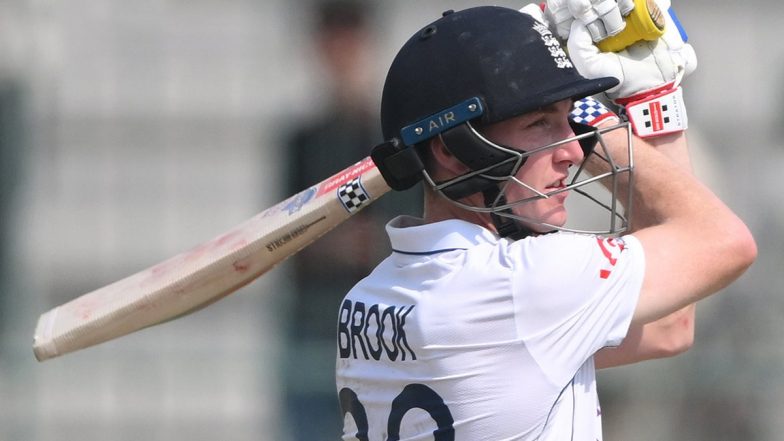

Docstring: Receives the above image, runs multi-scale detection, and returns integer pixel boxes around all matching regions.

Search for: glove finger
[598,7,626,37]
[591,0,626,36]
[546,0,576,39]
[681,43,698,77]
[568,18,602,58]
[555,16,575,40]
[571,0,621,41]
[520,3,548,26]
[568,0,600,25]
[617,0,635,16]
[585,20,609,42]
[567,20,624,93]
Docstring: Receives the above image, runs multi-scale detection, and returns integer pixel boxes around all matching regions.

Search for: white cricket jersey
[336,216,644,440]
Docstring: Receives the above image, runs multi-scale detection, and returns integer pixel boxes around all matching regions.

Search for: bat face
[33,157,390,361]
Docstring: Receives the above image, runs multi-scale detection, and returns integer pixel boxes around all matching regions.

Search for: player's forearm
[594,130,700,369]
[626,131,692,232]
[595,304,695,369]
[645,131,693,172]
[593,128,731,235]
[590,128,755,322]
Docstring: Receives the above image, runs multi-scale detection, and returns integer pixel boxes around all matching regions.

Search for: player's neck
[422,187,496,232]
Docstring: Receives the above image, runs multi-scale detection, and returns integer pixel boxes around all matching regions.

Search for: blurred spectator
[0,78,25,345]
[276,1,421,439]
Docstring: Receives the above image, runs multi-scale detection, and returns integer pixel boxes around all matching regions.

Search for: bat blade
[33,157,390,361]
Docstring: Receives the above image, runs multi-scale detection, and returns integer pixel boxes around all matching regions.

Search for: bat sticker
[317,157,376,197]
[284,186,317,215]
[265,216,327,252]
[337,177,370,213]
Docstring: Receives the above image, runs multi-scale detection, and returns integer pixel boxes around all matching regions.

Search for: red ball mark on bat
[233,259,251,273]
[214,231,252,255]
[596,237,626,279]
[77,304,93,321]
[147,231,250,281]
[216,230,241,247]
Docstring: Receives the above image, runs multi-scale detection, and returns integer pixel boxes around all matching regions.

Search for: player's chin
[517,206,568,233]
[536,205,569,231]
[512,195,569,232]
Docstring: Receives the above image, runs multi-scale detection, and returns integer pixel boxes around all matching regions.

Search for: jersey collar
[386,215,500,255]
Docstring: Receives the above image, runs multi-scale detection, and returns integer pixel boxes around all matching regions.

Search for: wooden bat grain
[33,157,390,361]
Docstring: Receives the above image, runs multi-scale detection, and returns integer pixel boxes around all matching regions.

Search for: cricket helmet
[371,6,632,238]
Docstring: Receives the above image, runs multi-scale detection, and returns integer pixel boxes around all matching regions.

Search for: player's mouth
[544,178,567,193]
[543,178,570,203]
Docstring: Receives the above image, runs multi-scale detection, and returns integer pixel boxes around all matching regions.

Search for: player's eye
[526,117,551,130]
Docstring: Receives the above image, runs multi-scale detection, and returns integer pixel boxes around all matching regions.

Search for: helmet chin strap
[482,187,545,240]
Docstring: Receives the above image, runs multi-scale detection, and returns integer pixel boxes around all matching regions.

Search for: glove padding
[566,0,697,102]
[545,0,635,42]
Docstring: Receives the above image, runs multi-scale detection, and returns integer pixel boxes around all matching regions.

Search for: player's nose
[553,130,585,166]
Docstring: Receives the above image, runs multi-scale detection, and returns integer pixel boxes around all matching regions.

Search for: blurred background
[0,1,781,440]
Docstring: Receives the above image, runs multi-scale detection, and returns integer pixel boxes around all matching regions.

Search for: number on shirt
[339,384,455,440]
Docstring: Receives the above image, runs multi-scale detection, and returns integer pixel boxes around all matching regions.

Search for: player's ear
[428,136,469,180]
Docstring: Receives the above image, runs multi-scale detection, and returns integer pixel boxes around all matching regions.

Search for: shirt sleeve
[510,232,645,384]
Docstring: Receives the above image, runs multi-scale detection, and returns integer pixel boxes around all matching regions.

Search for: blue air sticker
[400,97,484,146]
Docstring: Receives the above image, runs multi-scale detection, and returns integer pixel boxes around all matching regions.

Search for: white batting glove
[566,0,697,137]
[519,3,549,25]
[545,0,635,42]
[568,0,696,100]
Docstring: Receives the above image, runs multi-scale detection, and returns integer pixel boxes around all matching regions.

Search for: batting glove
[545,0,635,42]
[567,0,697,137]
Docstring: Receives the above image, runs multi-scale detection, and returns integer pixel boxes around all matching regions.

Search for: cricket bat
[33,156,390,361]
